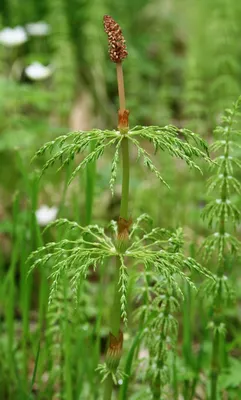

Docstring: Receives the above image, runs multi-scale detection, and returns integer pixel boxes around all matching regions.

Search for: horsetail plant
[28,16,213,399]
[201,96,241,399]
[130,227,185,399]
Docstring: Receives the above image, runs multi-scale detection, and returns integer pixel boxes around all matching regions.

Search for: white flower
[35,205,58,226]
[0,26,28,47]
[25,62,52,81]
[26,21,50,37]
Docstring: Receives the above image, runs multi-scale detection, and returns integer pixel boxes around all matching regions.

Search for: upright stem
[104,376,113,400]
[183,282,192,398]
[103,258,122,400]
[116,63,126,111]
[120,137,129,220]
[210,330,220,400]
[210,122,231,400]
[152,298,170,399]
[103,61,129,400]
[110,259,122,338]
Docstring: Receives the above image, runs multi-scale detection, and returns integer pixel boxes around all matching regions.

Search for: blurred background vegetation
[0,0,241,399]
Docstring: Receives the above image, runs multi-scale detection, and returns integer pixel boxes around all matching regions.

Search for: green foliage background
[0,0,241,399]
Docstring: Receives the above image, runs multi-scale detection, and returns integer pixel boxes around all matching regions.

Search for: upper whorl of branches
[103,15,128,63]
[33,125,210,196]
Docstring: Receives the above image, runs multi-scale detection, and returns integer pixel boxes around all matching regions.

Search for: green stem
[210,331,220,400]
[210,119,231,399]
[103,136,130,400]
[183,282,192,399]
[172,351,178,400]
[120,137,129,220]
[104,375,114,400]
[110,258,122,338]
[152,330,164,399]
[119,330,143,400]
[63,275,73,400]
[190,303,209,399]
[152,299,170,399]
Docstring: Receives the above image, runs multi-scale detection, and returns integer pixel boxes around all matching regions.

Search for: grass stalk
[189,305,209,399]
[5,192,20,389]
[63,274,73,400]
[151,299,170,399]
[119,330,142,400]
[183,282,193,398]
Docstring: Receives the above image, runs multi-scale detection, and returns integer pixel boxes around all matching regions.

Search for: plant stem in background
[210,117,229,400]
[5,193,20,390]
[120,330,143,400]
[182,282,193,398]
[151,294,171,399]
[202,98,241,400]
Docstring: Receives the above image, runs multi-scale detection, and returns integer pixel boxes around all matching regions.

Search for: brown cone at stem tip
[117,217,132,241]
[118,109,129,131]
[103,15,128,63]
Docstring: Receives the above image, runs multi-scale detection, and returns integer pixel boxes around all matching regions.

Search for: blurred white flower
[35,205,58,226]
[0,26,28,47]
[25,62,52,81]
[138,348,149,360]
[26,21,50,37]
